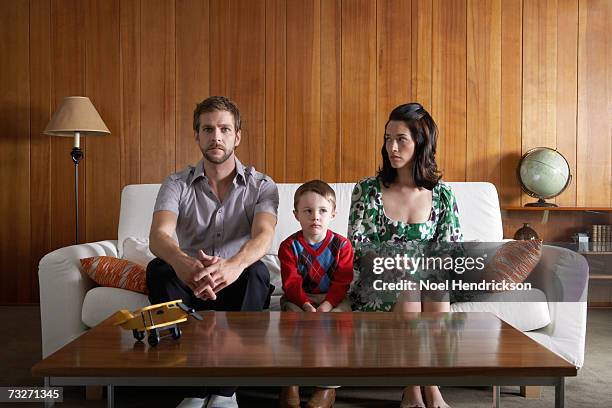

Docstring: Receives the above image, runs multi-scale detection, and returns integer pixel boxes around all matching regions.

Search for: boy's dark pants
[146,257,272,397]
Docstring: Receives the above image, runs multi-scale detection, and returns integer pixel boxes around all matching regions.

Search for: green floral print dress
[348,177,463,311]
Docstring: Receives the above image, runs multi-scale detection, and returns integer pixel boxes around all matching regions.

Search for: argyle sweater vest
[279,229,354,308]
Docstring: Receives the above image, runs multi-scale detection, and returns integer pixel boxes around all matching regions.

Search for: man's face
[195,110,241,164]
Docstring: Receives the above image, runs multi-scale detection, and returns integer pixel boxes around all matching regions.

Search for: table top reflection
[32,312,576,378]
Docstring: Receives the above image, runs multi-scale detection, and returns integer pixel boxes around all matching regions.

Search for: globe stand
[525,198,558,207]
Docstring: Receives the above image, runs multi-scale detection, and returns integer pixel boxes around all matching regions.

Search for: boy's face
[294,192,336,243]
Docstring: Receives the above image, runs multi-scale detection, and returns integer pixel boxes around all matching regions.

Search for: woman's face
[384,120,415,169]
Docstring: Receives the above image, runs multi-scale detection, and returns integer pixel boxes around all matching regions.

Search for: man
[147,96,278,408]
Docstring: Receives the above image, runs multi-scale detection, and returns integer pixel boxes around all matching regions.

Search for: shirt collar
[188,157,246,186]
[234,158,246,184]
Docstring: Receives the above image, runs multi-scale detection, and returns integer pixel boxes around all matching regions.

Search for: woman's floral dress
[348,177,463,311]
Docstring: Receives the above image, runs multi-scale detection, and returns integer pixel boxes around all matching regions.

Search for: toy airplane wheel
[170,326,182,339]
[132,329,145,341]
[148,329,160,347]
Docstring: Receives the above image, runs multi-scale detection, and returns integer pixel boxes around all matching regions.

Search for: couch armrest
[526,245,589,367]
[528,244,589,302]
[38,240,118,358]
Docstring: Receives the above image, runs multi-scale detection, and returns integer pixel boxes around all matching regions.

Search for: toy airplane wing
[114,309,136,326]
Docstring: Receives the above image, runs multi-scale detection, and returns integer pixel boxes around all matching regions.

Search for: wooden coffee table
[32,312,575,408]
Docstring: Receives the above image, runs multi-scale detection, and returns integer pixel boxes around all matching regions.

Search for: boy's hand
[302,302,317,312]
[316,301,333,312]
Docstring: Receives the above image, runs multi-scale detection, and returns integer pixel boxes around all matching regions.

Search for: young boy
[279,179,354,313]
[278,180,354,408]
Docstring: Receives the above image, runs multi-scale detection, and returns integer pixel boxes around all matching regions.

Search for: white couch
[39,182,589,370]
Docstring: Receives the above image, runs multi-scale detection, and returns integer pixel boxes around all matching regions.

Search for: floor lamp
[44,96,110,244]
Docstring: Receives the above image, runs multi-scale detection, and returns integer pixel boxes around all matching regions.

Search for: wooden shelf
[501,206,612,212]
[590,274,612,281]
[579,251,612,255]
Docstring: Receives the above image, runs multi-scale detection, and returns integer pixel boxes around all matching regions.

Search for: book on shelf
[590,224,612,252]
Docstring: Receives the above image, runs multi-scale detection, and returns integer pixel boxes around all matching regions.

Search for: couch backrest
[118,181,503,257]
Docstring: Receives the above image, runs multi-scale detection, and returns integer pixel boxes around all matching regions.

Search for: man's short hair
[193,96,241,132]
[293,180,337,210]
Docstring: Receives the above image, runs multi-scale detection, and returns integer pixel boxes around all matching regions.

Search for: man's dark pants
[146,258,272,398]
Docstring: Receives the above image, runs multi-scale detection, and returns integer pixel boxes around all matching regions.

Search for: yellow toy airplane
[114,299,203,346]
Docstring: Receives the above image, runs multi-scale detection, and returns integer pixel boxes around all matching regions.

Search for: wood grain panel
[499,0,522,206]
[320,0,341,181]
[341,0,376,181]
[554,0,578,207]
[432,0,467,182]
[577,0,612,207]
[120,0,141,187]
[3,0,612,304]
[411,0,433,111]
[50,0,86,247]
[265,0,287,182]
[522,0,558,205]
[466,0,501,185]
[140,0,175,183]
[85,0,121,242]
[29,0,52,301]
[176,0,209,172]
[377,0,412,174]
[286,0,321,182]
[210,0,266,170]
[0,0,30,303]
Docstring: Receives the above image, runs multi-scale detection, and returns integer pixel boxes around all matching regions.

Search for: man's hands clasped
[171,250,242,300]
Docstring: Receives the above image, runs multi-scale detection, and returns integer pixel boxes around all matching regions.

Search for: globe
[517,147,572,207]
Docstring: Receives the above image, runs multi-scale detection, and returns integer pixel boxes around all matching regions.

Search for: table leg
[107,385,114,408]
[555,378,565,408]
[44,377,55,408]
[492,386,500,408]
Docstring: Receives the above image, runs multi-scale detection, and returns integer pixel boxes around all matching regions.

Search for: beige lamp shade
[44,96,110,137]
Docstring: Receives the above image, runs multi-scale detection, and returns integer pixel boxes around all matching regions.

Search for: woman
[348,103,462,408]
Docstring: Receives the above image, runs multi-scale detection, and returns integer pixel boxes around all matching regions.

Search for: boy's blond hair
[293,180,336,210]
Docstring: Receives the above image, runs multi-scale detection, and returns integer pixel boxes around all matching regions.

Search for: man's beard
[203,145,234,164]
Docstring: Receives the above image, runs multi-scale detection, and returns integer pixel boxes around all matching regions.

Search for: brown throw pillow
[80,256,148,294]
[482,240,542,292]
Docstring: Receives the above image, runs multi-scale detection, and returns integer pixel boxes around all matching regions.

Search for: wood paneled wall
[1,0,610,304]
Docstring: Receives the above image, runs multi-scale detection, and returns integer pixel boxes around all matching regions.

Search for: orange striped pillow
[80,256,148,294]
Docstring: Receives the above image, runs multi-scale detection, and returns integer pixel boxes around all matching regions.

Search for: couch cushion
[122,237,156,266]
[118,182,503,257]
[118,184,163,258]
[446,182,503,241]
[82,287,150,328]
[450,288,551,331]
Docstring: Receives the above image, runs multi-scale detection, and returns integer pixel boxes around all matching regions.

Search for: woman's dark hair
[377,102,441,190]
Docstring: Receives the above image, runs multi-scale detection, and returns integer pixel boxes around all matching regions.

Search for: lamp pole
[71,132,83,244]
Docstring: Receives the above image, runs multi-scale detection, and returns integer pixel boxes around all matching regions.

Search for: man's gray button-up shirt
[153,158,279,259]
